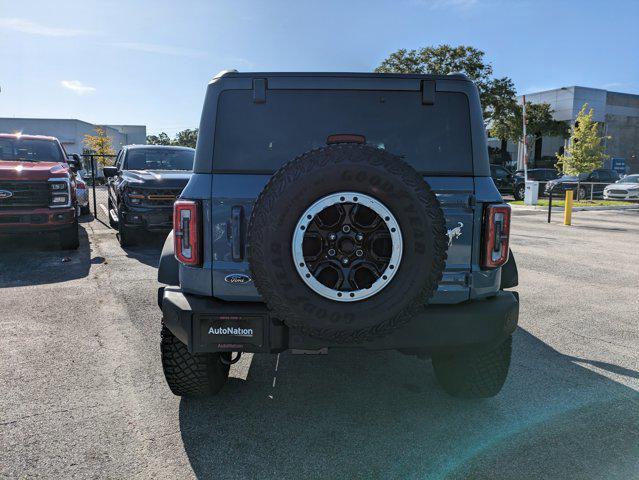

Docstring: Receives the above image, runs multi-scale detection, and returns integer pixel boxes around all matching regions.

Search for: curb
[510,204,639,212]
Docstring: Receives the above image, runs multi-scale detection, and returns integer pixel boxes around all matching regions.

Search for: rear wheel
[577,186,587,201]
[514,184,525,201]
[432,336,512,398]
[160,324,230,397]
[59,219,80,250]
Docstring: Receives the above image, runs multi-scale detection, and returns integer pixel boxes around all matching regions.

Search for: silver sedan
[603,174,639,200]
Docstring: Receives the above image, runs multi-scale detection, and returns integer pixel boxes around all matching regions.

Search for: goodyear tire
[248,144,447,343]
[160,324,229,397]
[432,336,512,398]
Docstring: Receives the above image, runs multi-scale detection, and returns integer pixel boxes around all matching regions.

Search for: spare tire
[248,144,447,343]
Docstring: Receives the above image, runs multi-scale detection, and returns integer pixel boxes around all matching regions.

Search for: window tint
[213,89,473,174]
[0,138,64,163]
[125,149,194,171]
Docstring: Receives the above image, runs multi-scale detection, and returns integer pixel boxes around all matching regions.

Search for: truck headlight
[48,179,71,207]
[125,189,145,205]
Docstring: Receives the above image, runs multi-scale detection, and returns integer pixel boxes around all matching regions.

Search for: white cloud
[109,42,205,57]
[0,17,89,37]
[61,80,96,95]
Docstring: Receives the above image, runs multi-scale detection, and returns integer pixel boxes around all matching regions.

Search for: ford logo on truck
[224,273,252,284]
[0,190,13,199]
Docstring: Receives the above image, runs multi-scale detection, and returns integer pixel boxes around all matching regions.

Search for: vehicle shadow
[0,224,91,287]
[178,328,639,480]
[119,231,167,268]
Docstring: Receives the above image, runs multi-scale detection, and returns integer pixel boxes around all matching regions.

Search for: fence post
[91,155,98,219]
[547,192,552,223]
[590,183,594,201]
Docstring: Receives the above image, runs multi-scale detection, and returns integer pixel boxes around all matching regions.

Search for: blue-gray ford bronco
[157,71,519,399]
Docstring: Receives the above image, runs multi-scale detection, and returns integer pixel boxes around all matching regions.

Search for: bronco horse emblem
[446,222,463,247]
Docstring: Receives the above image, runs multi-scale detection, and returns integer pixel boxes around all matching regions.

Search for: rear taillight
[174,200,201,266]
[482,204,511,269]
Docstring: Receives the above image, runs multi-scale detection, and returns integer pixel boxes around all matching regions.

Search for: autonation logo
[208,326,253,337]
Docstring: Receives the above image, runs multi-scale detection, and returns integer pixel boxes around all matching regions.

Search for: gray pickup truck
[157,71,519,399]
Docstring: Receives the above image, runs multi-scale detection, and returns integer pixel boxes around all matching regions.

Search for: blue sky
[1,0,637,136]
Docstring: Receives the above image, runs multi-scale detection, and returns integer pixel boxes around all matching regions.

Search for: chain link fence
[79,154,117,226]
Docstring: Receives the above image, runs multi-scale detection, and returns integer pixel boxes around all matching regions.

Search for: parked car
[490,164,514,197]
[511,168,559,200]
[545,168,620,200]
[157,71,519,400]
[0,133,80,249]
[103,145,194,247]
[603,174,639,200]
[75,174,90,214]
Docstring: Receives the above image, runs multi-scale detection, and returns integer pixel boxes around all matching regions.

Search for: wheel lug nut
[342,225,351,233]
[328,233,337,241]
[355,249,363,257]
[327,248,336,256]
[342,257,349,265]
[356,234,363,242]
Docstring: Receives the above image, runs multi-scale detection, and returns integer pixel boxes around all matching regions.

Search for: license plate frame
[196,314,265,349]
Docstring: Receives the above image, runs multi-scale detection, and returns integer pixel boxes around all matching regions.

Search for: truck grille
[139,188,183,206]
[0,181,50,209]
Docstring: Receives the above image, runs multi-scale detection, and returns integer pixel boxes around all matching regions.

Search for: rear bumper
[0,207,76,233]
[160,287,519,355]
[121,204,173,231]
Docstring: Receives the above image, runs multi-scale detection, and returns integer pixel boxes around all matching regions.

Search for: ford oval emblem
[0,190,13,199]
[224,273,252,285]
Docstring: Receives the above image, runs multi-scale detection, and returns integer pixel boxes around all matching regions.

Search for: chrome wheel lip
[292,191,403,303]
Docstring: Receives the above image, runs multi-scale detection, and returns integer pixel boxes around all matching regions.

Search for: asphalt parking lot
[1,208,638,479]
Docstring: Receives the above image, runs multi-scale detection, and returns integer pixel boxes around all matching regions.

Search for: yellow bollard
[564,190,573,225]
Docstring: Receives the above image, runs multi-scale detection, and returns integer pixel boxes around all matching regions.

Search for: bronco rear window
[212,89,473,174]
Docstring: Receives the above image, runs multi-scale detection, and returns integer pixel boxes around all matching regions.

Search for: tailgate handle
[231,206,244,261]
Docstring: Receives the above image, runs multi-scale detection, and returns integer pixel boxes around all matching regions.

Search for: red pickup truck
[0,133,80,249]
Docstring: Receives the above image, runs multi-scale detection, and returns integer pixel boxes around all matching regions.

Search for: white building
[0,118,146,155]
[488,86,639,173]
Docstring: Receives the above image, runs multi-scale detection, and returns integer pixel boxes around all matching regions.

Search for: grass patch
[510,199,634,207]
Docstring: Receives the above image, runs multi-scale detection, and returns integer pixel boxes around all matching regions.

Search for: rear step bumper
[160,287,519,356]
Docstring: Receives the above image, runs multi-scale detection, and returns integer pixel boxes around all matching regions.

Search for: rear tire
[160,324,230,397]
[514,184,525,201]
[577,186,586,201]
[59,219,80,250]
[432,336,512,398]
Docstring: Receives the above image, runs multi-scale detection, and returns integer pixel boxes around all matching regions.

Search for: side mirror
[66,154,81,171]
[103,166,118,178]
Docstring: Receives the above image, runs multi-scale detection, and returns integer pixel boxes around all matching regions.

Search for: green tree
[83,126,115,166]
[556,104,609,175]
[490,102,569,146]
[172,128,198,148]
[146,132,172,145]
[375,44,516,123]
